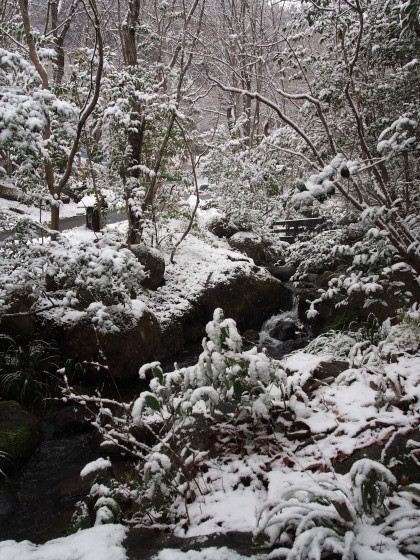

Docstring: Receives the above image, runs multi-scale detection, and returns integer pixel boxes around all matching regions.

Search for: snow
[0,525,127,560]
[153,548,264,560]
[77,196,97,208]
[1,198,419,560]
[135,218,274,329]
[80,457,112,477]
[282,351,334,376]
[175,456,266,539]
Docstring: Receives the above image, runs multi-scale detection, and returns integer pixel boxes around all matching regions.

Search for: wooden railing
[271,217,326,243]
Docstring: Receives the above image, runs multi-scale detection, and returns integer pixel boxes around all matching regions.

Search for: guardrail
[271,217,326,243]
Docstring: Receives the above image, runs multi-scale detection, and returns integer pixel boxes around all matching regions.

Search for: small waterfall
[259,300,309,359]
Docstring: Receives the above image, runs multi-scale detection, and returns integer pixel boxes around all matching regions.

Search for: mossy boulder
[0,401,41,472]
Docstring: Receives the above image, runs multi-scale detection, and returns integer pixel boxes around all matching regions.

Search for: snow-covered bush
[284,228,346,279]
[45,233,145,307]
[136,308,299,422]
[63,309,307,524]
[255,459,420,560]
[348,303,420,367]
[0,221,145,328]
[0,219,50,317]
[69,460,122,532]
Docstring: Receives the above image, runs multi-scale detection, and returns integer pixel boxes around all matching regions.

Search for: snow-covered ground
[0,525,128,560]
[1,205,419,560]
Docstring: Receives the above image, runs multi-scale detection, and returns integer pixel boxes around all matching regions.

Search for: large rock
[334,427,420,484]
[206,215,239,239]
[97,303,161,380]
[159,270,292,359]
[198,271,289,331]
[270,318,298,341]
[228,232,266,265]
[37,301,161,381]
[130,244,165,290]
[0,401,41,472]
[35,309,98,372]
[268,265,296,282]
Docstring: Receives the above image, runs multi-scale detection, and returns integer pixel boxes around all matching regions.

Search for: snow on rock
[138,225,289,357]
[0,525,127,560]
[282,351,334,376]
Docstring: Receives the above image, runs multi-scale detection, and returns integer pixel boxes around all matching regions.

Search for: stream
[0,301,309,554]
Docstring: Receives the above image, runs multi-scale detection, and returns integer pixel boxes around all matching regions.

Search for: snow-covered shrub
[63,309,307,524]
[68,460,121,533]
[0,222,145,334]
[136,308,307,423]
[284,228,346,279]
[45,233,145,306]
[0,220,144,315]
[348,304,420,367]
[256,458,420,559]
[304,217,418,329]
[0,219,51,317]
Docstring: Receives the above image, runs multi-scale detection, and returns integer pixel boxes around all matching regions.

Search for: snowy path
[0,211,127,241]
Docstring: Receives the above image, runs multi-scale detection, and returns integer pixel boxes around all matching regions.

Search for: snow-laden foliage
[45,233,145,307]
[63,306,420,556]
[200,125,284,232]
[135,308,307,422]
[304,228,418,322]
[0,47,78,194]
[62,308,306,524]
[256,459,420,560]
[0,220,144,324]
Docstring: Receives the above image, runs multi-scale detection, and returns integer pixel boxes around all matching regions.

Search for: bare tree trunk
[19,0,104,235]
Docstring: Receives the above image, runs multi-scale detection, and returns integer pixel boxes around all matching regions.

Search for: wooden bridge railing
[271,217,326,243]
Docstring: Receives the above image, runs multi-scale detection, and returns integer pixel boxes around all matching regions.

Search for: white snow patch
[282,352,334,375]
[0,525,127,560]
[153,548,263,560]
[80,457,112,477]
[77,196,97,208]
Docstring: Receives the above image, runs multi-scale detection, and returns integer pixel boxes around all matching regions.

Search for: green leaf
[233,379,243,399]
[152,365,164,385]
[144,394,161,412]
[401,485,420,498]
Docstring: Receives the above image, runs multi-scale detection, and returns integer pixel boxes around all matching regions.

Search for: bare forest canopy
[0,0,417,267]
